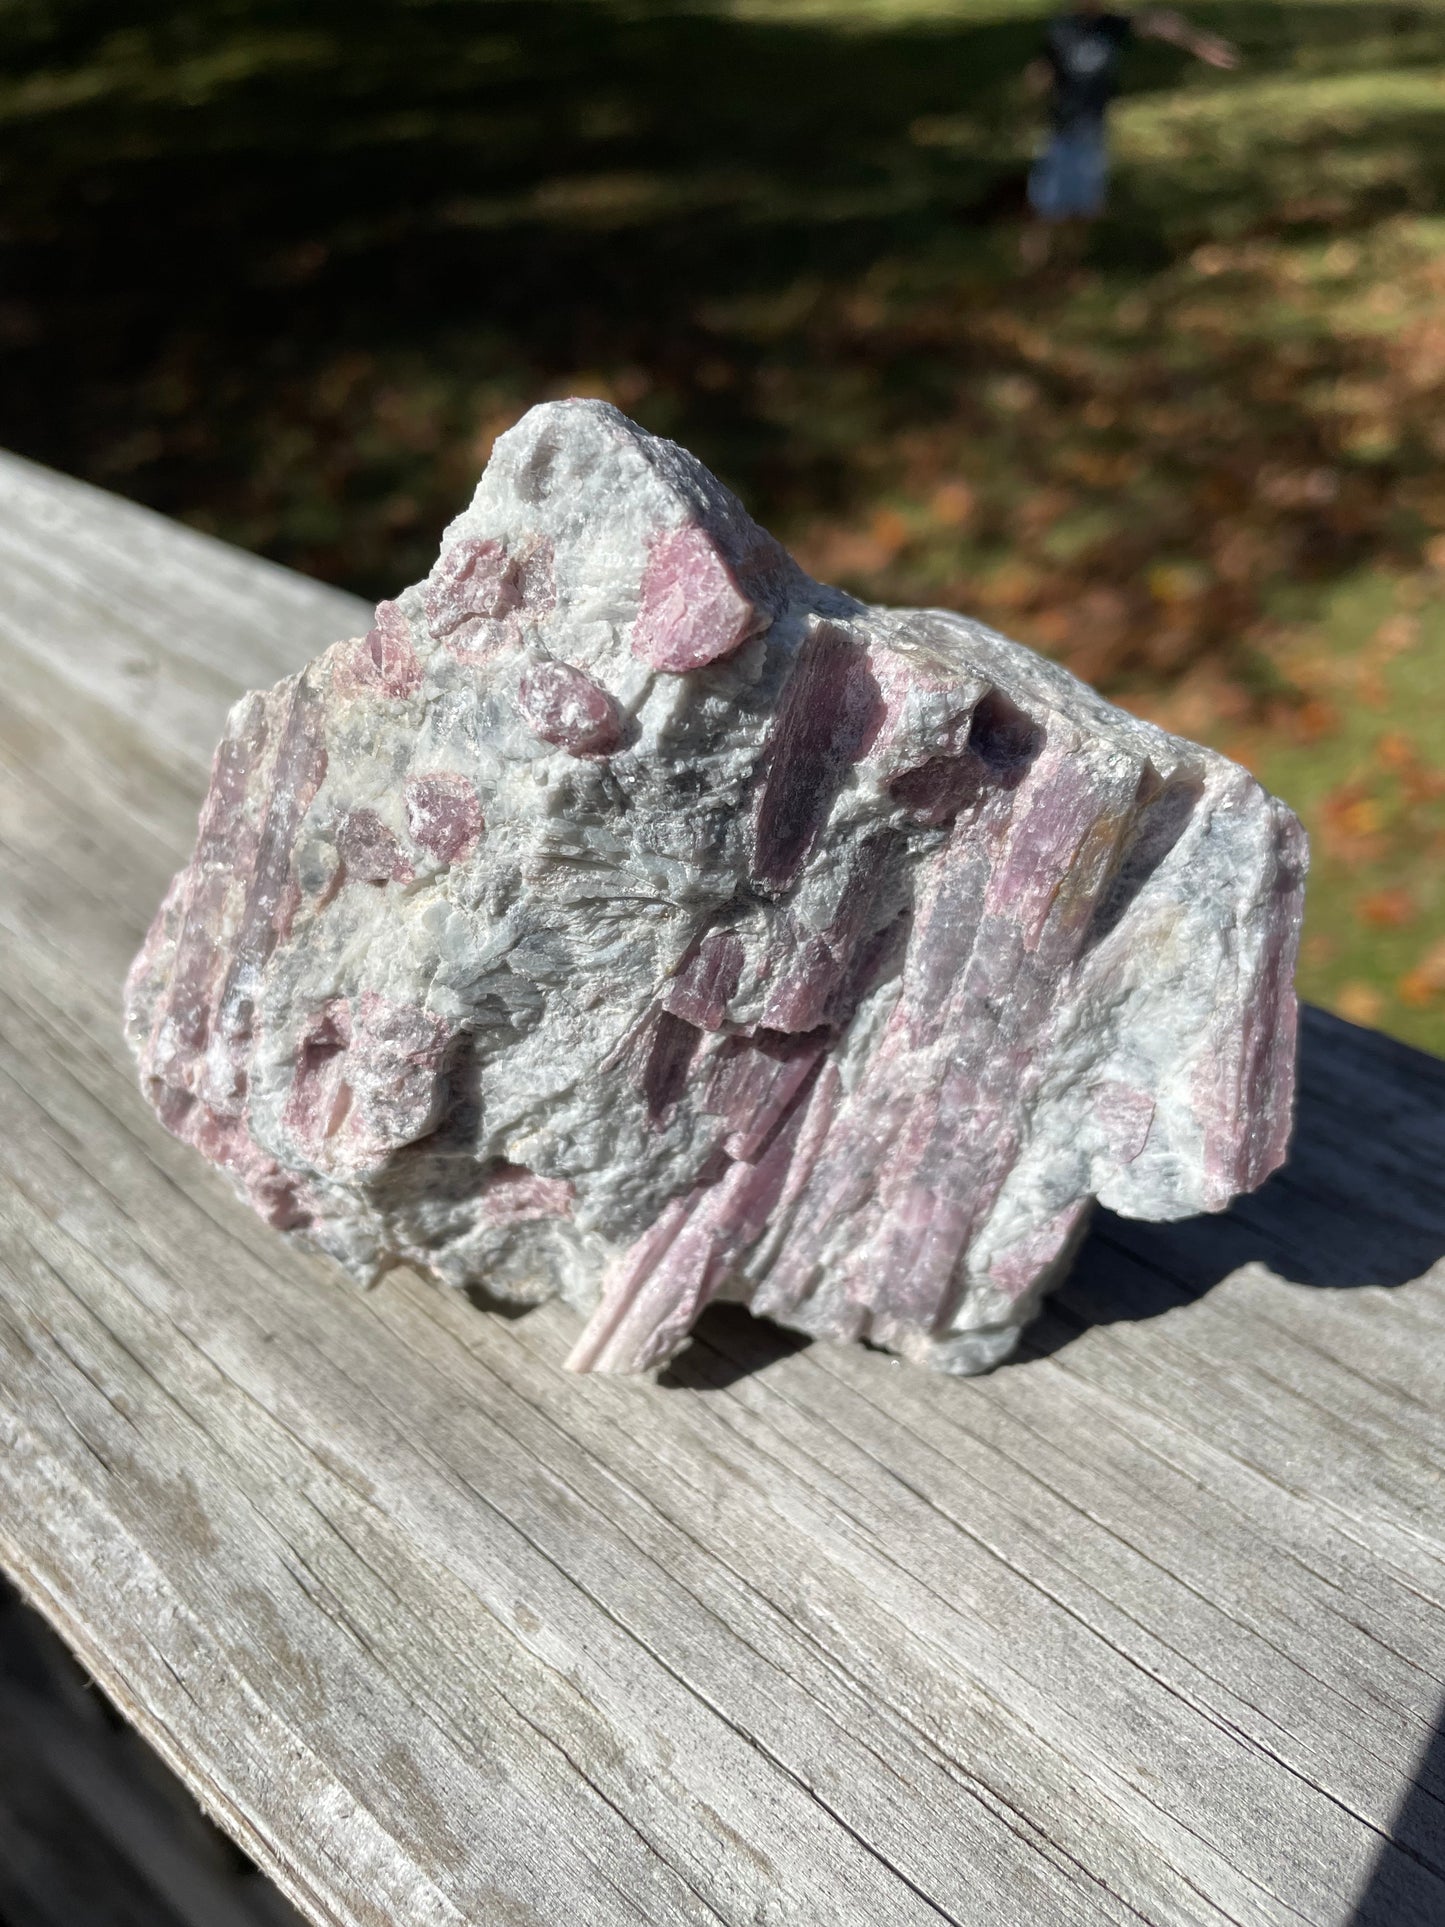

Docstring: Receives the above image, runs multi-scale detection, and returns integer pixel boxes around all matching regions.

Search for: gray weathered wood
[0,447,1441,1927]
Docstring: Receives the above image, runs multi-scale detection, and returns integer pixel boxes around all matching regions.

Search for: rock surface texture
[125,401,1307,1375]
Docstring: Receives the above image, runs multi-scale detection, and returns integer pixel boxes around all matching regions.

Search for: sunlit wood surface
[0,449,1441,1927]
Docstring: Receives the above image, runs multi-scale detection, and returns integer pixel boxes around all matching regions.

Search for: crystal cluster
[125,402,1306,1374]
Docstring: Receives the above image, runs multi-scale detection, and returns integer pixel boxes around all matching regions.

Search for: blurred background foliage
[2,0,1445,1048]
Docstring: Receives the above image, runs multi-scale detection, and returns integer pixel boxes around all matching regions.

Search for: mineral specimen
[124,400,1307,1375]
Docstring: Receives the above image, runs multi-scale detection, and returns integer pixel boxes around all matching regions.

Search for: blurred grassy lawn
[3,0,1445,1049]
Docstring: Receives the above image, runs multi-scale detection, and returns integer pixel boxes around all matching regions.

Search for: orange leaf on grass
[1289,697,1341,745]
[1371,613,1420,658]
[1398,939,1445,1007]
[1355,667,1390,711]
[1318,783,1388,866]
[1359,887,1417,929]
[1330,795,1385,838]
[1334,981,1384,1026]
[930,481,976,529]
[868,507,912,564]
[1377,730,1419,771]
[1029,608,1072,648]
[1403,764,1445,806]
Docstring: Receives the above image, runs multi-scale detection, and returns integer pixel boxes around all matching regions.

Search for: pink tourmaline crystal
[125,401,1306,1375]
[631,524,769,671]
[517,659,622,755]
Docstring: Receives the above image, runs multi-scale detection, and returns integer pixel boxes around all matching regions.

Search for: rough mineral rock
[124,400,1307,1376]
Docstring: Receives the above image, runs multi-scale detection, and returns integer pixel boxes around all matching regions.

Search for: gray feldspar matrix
[125,401,1307,1375]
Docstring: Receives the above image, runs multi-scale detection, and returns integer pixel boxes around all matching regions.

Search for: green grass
[4,0,1445,1049]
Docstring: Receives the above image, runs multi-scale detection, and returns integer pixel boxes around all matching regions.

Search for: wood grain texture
[0,447,1441,1927]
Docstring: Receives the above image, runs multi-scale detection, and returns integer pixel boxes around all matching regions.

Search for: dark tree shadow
[4,0,1445,613]
[1348,1693,1445,1927]
[1026,1004,1445,1359]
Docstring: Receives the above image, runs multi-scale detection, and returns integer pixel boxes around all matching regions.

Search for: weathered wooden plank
[0,962,1086,1927]
[0,448,1442,1927]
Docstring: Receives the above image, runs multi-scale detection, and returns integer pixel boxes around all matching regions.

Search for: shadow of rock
[1028,1004,1445,1359]
[657,1302,810,1393]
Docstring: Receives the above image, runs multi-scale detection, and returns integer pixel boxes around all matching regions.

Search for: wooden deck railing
[0,449,1441,1927]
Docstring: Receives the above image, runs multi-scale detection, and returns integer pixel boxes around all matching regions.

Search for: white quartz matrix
[125,401,1307,1374]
